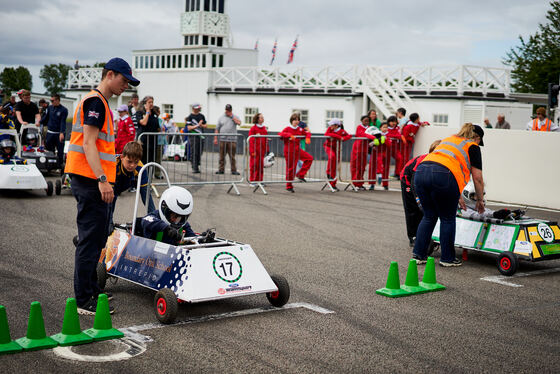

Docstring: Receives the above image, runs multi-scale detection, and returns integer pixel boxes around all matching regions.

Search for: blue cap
[104,58,140,86]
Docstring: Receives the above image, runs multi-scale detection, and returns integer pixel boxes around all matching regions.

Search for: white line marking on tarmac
[53,302,333,362]
[480,267,560,287]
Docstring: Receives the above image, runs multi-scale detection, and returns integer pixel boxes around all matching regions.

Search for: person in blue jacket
[140,186,195,245]
[41,94,68,166]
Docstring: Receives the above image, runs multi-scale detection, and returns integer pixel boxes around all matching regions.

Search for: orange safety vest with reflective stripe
[64,90,116,182]
[532,118,551,131]
[421,135,476,191]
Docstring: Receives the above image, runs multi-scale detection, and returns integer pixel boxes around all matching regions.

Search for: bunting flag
[287,36,299,64]
[254,39,259,50]
[270,39,278,65]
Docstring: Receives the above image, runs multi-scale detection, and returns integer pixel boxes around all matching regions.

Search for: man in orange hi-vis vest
[526,107,559,132]
[65,58,140,315]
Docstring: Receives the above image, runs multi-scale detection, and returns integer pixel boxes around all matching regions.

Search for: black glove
[199,228,215,243]
[164,226,183,243]
[492,209,511,220]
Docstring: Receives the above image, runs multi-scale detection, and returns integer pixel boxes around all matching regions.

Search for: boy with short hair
[324,118,351,190]
[368,122,392,190]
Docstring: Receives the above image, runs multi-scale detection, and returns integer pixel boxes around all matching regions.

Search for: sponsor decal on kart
[537,223,554,243]
[213,251,242,283]
[10,165,29,173]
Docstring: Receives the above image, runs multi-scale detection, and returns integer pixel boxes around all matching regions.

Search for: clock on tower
[181,0,230,48]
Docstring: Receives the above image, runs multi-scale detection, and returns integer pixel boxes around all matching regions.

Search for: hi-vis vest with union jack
[421,135,476,191]
[64,90,116,182]
[532,118,552,132]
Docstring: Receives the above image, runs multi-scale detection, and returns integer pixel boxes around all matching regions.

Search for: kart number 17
[213,252,242,282]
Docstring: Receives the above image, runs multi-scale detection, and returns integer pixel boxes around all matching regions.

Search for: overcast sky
[0,0,551,93]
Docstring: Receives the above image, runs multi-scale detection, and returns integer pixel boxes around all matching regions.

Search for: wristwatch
[97,174,108,183]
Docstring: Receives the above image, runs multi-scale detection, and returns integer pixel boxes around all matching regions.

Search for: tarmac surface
[1,177,560,373]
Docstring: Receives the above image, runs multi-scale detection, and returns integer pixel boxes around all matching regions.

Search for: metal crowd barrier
[245,135,338,195]
[338,137,411,191]
[137,132,246,195]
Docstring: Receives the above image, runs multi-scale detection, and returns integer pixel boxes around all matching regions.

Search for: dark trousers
[412,163,460,262]
[71,175,111,306]
[219,141,237,172]
[401,180,423,240]
[191,136,204,171]
[45,132,64,165]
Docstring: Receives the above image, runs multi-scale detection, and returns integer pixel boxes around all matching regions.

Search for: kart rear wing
[131,162,171,235]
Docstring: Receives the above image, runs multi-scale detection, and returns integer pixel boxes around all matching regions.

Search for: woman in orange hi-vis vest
[65,58,140,315]
[412,123,486,267]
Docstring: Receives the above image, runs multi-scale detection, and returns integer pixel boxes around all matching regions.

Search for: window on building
[212,0,217,12]
[212,54,217,68]
[292,109,309,123]
[156,55,160,69]
[135,56,139,69]
[210,36,216,46]
[204,0,210,11]
[432,113,449,126]
[203,35,208,46]
[162,104,174,119]
[167,55,171,69]
[202,54,206,68]
[190,54,195,68]
[172,55,177,68]
[218,0,224,13]
[195,0,200,11]
[196,54,201,68]
[325,110,344,127]
[218,54,224,67]
[186,0,190,11]
[244,107,259,124]
[217,37,223,47]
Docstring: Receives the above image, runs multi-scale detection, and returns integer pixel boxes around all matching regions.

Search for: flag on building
[254,39,259,50]
[287,36,298,64]
[270,39,278,65]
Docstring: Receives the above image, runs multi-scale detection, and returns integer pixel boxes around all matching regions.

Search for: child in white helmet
[458,181,523,221]
[140,186,196,245]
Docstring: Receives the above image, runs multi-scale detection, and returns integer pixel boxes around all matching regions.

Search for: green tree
[40,63,72,94]
[504,1,560,93]
[0,66,32,93]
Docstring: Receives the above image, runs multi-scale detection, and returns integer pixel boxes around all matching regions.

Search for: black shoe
[439,258,463,267]
[215,171,224,175]
[96,292,114,301]
[412,255,427,265]
[409,238,415,248]
[286,187,294,193]
[72,235,79,247]
[192,169,201,174]
[383,186,389,190]
[369,185,375,191]
[357,186,366,191]
[297,177,307,182]
[77,297,115,316]
[332,186,339,192]
[231,171,240,175]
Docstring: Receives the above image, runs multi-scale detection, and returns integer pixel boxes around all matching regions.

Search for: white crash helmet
[159,186,193,227]
[263,152,275,168]
[462,180,485,210]
[365,126,381,136]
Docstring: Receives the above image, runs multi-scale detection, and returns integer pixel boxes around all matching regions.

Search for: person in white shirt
[526,107,559,132]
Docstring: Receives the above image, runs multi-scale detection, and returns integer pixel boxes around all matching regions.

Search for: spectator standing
[248,113,269,183]
[14,89,40,132]
[278,112,313,192]
[399,113,425,176]
[214,104,240,175]
[324,118,351,191]
[396,107,407,127]
[495,114,510,129]
[74,60,80,69]
[42,94,68,166]
[1,103,16,141]
[39,99,49,144]
[483,118,493,129]
[526,107,559,132]
[185,103,207,173]
[136,96,160,165]
[368,122,392,190]
[350,115,376,190]
[129,93,139,136]
[153,105,165,178]
[386,115,403,178]
[115,104,135,154]
[367,109,382,128]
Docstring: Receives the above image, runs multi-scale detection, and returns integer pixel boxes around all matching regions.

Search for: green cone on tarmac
[400,259,429,294]
[419,257,446,291]
[376,261,411,298]
[84,294,124,341]
[51,298,93,346]
[15,302,57,351]
[0,305,23,355]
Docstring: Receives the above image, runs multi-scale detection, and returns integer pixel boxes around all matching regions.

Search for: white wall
[414,126,560,210]
[208,93,362,132]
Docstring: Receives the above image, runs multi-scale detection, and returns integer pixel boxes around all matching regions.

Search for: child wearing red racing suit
[386,115,403,177]
[350,115,376,190]
[278,113,313,192]
[248,113,269,183]
[400,113,427,173]
[324,118,351,190]
[368,123,392,190]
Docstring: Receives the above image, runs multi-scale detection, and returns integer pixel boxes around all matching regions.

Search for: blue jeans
[412,163,459,262]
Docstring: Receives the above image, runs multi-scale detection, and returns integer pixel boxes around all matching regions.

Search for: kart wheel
[497,252,518,276]
[96,262,108,290]
[55,179,62,195]
[174,155,180,162]
[154,288,178,324]
[46,181,53,196]
[427,240,439,257]
[266,275,290,307]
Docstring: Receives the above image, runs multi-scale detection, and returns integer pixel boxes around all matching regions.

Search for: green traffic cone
[51,298,93,346]
[84,294,123,341]
[15,302,57,351]
[401,259,429,294]
[0,305,22,355]
[420,257,446,292]
[376,261,411,298]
